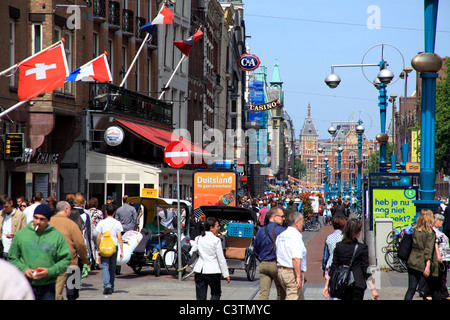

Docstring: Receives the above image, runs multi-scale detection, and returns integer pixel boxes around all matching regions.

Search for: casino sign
[248,99,281,112]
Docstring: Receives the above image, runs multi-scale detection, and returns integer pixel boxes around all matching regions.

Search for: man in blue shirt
[253,207,286,300]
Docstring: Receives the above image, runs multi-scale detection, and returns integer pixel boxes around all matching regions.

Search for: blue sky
[243,0,450,141]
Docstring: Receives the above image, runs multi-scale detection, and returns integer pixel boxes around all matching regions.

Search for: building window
[9,20,15,87]
[349,152,356,170]
[108,39,114,77]
[93,33,99,58]
[32,23,42,54]
[64,31,73,94]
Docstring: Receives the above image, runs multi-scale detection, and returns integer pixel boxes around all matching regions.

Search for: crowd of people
[0,191,151,300]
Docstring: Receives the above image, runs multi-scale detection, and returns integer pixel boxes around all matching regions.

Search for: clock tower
[299,103,320,183]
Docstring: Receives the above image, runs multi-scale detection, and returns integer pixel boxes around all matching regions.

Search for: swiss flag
[17,43,69,101]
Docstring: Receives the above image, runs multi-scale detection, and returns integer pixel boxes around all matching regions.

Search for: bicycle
[303,215,322,232]
[382,244,407,272]
[162,233,194,279]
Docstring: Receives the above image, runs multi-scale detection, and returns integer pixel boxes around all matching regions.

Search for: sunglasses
[20,205,27,208]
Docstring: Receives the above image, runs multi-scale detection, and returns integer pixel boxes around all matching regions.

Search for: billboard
[371,187,418,229]
[193,171,237,209]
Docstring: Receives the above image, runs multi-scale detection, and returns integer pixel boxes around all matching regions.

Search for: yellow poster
[372,188,417,229]
[193,171,236,209]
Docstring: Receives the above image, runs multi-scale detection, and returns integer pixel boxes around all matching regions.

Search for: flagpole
[158,55,187,100]
[0,100,27,119]
[119,33,151,88]
[0,40,64,77]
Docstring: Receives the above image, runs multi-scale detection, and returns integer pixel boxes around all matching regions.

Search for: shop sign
[248,99,281,112]
[238,54,260,71]
[104,126,124,146]
[21,148,59,164]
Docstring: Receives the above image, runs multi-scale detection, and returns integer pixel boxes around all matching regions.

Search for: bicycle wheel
[386,230,396,244]
[163,248,187,279]
[385,250,407,273]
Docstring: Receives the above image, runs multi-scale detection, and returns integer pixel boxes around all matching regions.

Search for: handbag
[397,229,414,261]
[329,244,358,299]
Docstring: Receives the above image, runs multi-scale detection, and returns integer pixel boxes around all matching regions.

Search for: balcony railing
[89,83,173,127]
[122,9,134,36]
[108,0,120,29]
[135,17,146,40]
[93,0,106,21]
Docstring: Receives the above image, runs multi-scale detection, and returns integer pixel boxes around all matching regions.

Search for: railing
[122,9,134,35]
[93,0,106,21]
[135,16,146,40]
[89,83,173,127]
[108,0,120,29]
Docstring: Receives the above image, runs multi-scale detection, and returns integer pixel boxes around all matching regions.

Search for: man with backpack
[95,204,123,295]
[253,207,286,300]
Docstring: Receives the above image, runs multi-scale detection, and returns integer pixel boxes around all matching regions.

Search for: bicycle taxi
[197,205,258,281]
[121,196,192,276]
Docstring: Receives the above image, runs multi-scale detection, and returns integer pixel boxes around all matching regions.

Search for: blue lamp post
[324,157,329,200]
[355,122,365,215]
[412,0,442,212]
[325,47,395,173]
[337,144,343,198]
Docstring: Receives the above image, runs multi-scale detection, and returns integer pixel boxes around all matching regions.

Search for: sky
[242,0,450,141]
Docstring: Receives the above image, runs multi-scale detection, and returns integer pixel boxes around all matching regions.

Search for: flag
[173,30,203,57]
[17,43,69,101]
[141,5,174,34]
[66,54,112,82]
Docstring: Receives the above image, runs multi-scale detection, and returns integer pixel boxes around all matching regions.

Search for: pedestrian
[88,197,103,269]
[115,195,138,233]
[46,196,57,215]
[0,195,27,259]
[102,196,118,214]
[283,200,296,222]
[50,201,89,300]
[190,217,230,300]
[253,207,286,300]
[321,216,346,279]
[443,203,450,243]
[8,204,71,300]
[95,204,123,294]
[16,196,26,211]
[275,211,307,300]
[404,209,442,300]
[19,202,28,212]
[331,198,346,219]
[23,192,44,224]
[144,214,171,253]
[423,213,450,300]
[258,201,269,227]
[323,218,378,300]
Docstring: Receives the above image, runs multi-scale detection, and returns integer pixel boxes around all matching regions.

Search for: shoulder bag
[329,244,358,299]
[397,229,414,261]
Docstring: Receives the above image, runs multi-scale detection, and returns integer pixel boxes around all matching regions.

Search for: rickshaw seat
[225,236,251,260]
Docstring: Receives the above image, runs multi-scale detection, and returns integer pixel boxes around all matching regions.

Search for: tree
[434,57,450,172]
[367,142,393,173]
[294,157,306,179]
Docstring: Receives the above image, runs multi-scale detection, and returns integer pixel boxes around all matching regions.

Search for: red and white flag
[66,53,112,83]
[173,29,203,57]
[17,42,69,101]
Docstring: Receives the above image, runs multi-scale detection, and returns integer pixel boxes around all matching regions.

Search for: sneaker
[103,287,113,295]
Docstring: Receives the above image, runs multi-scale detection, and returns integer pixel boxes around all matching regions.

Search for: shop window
[125,184,140,197]
[89,183,105,207]
[107,183,122,205]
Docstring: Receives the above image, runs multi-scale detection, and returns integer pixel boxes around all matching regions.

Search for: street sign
[4,133,24,159]
[164,141,190,168]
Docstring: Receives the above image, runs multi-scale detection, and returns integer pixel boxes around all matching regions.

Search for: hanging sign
[238,54,260,71]
[249,99,281,112]
[104,126,124,146]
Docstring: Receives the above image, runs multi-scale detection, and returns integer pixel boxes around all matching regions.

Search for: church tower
[299,103,320,183]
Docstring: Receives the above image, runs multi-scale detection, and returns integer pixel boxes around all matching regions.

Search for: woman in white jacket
[190,217,230,300]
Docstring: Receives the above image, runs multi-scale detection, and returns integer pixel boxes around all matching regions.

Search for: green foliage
[435,57,450,172]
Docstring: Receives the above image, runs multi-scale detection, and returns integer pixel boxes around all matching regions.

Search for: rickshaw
[198,205,258,281]
[124,197,192,276]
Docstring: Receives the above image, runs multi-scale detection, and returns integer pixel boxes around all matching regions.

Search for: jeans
[195,273,222,300]
[405,268,441,300]
[146,239,166,253]
[32,283,56,300]
[100,248,118,290]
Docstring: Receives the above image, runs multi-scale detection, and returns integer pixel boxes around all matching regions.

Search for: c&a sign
[238,54,260,71]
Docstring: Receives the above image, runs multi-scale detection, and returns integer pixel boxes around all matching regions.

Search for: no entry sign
[164,141,190,168]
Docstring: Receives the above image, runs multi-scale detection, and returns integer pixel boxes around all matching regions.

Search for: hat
[34,204,53,221]
[107,196,114,200]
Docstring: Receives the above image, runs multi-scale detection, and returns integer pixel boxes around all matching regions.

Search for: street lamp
[411,0,442,212]
[324,157,329,200]
[325,44,401,172]
[355,122,365,215]
[336,144,343,198]
[399,66,413,170]
[389,93,398,172]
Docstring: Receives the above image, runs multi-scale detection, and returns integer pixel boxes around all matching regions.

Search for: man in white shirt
[275,211,307,300]
[0,196,27,259]
[23,192,44,224]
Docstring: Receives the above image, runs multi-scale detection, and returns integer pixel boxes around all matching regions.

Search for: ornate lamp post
[355,122,365,214]
[336,145,344,198]
[412,0,442,212]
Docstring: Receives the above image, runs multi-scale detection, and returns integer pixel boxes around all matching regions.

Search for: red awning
[115,118,211,157]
